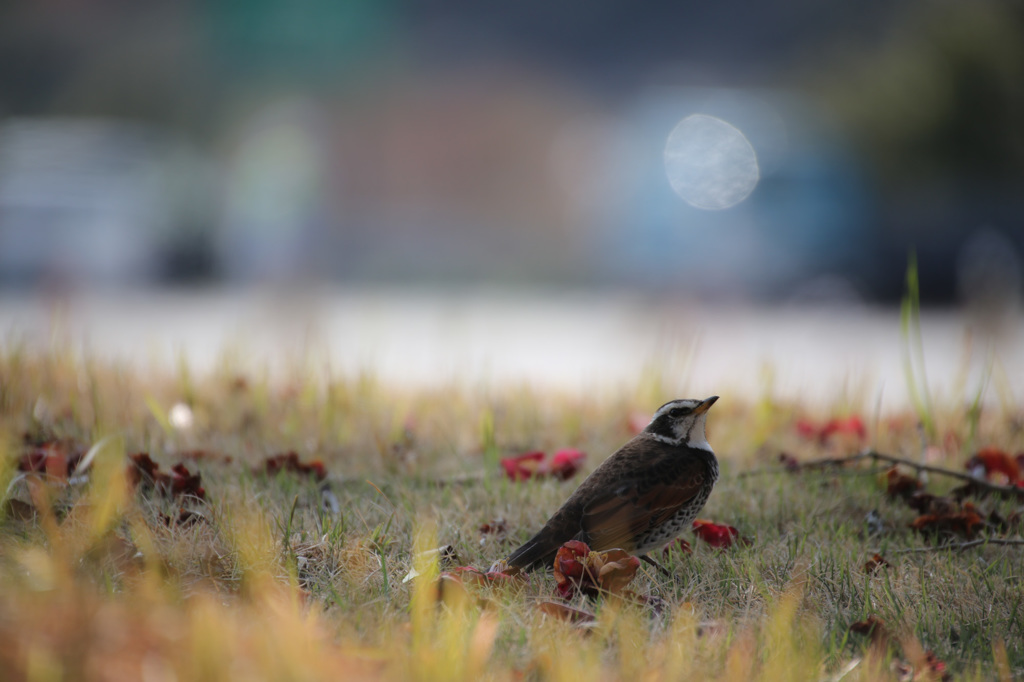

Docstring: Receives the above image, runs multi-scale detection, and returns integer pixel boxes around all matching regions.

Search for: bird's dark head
[644,396,719,449]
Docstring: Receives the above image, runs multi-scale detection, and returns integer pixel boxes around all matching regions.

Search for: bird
[494,396,720,573]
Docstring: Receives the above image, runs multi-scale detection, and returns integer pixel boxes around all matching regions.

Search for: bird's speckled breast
[634,456,718,555]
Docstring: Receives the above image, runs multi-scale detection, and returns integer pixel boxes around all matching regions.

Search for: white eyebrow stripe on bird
[653,399,700,417]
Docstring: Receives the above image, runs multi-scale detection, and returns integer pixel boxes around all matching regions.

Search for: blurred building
[0,1,1021,303]
[0,118,216,288]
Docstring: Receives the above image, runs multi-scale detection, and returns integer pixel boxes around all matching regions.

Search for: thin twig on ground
[739,450,1024,501]
[736,452,873,478]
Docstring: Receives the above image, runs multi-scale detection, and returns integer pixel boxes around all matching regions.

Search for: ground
[0,340,1021,681]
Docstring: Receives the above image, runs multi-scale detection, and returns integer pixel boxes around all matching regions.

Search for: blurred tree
[808,1,1024,302]
[817,2,1024,190]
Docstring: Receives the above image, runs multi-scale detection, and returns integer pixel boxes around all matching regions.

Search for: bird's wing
[579,455,709,552]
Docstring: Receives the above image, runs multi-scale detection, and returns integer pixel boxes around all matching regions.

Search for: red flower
[127,453,205,500]
[885,467,922,500]
[18,440,85,481]
[863,553,892,574]
[127,453,160,485]
[796,415,866,444]
[849,615,894,649]
[552,540,640,598]
[548,449,585,481]
[500,449,587,482]
[910,503,984,540]
[553,540,590,591]
[168,464,206,499]
[692,519,749,549]
[500,451,545,481]
[260,452,327,481]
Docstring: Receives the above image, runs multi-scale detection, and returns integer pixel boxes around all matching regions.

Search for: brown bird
[495,396,720,573]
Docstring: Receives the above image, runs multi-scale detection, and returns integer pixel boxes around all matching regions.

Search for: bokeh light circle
[664,114,760,210]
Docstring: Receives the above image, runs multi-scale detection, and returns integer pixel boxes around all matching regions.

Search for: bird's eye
[669,407,689,418]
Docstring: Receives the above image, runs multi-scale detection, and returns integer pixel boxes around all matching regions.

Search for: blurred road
[1,288,1020,410]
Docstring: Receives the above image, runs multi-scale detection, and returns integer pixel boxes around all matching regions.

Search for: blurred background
[1,0,1023,403]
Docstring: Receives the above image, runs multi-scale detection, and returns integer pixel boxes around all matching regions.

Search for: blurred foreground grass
[0,343,1021,681]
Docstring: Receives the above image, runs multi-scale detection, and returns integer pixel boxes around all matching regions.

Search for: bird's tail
[491,534,559,574]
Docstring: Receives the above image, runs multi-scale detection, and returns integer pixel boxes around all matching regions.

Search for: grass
[0,339,1022,681]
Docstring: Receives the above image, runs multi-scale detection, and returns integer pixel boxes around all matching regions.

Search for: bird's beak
[694,395,719,415]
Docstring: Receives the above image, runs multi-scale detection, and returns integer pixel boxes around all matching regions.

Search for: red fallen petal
[965,447,1020,484]
[553,542,642,598]
[907,491,938,514]
[595,554,641,594]
[44,452,69,480]
[546,449,586,481]
[483,571,516,582]
[885,467,922,499]
[923,651,950,680]
[553,540,589,581]
[476,570,524,587]
[820,415,866,441]
[795,419,818,439]
[561,539,591,555]
[850,615,893,648]
[261,452,327,480]
[692,519,743,548]
[553,540,593,597]
[444,566,486,585]
[168,463,205,499]
[434,573,471,602]
[126,452,161,488]
[446,565,519,583]
[778,452,801,471]
[863,553,892,574]
[449,566,483,574]
[306,460,327,481]
[479,518,507,536]
[19,451,48,473]
[797,416,866,443]
[910,509,984,539]
[500,451,545,482]
[128,454,205,499]
[19,441,83,480]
